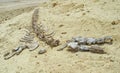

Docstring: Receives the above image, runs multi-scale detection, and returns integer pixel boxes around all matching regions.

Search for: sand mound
[0,0,120,73]
[0,6,37,24]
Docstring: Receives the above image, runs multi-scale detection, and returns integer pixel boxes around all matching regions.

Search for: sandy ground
[0,0,47,23]
[0,0,120,73]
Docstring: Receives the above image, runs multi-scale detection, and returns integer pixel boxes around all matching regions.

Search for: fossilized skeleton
[4,32,39,60]
[3,8,113,60]
[57,36,113,54]
[4,9,60,60]
[32,8,60,47]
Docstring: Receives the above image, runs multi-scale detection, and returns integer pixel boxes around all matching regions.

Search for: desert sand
[0,0,120,73]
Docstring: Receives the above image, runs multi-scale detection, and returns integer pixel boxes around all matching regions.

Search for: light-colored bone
[4,52,16,60]
[96,38,105,44]
[32,9,60,47]
[68,42,78,49]
[78,45,90,51]
[15,45,27,55]
[89,45,105,54]
[57,43,67,51]
[27,41,39,51]
[86,38,96,45]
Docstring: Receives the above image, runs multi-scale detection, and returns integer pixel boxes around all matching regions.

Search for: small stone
[35,56,37,58]
[111,21,117,25]
[58,64,61,66]
[66,14,70,16]
[110,59,114,62]
[82,13,86,15]
[59,24,64,27]
[36,62,39,64]
[38,48,46,54]
[61,32,67,34]
[52,3,57,7]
